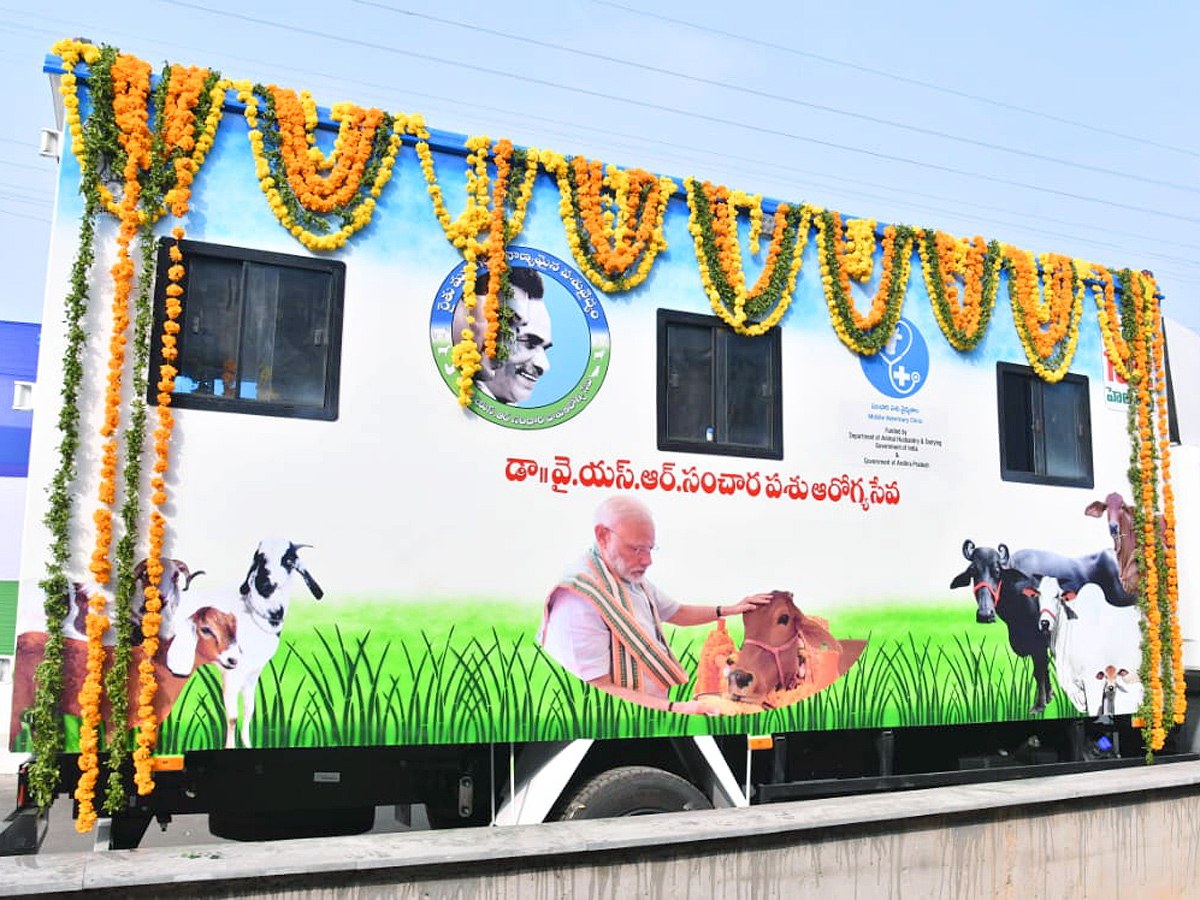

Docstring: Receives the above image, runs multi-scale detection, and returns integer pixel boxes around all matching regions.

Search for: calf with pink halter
[726,590,841,707]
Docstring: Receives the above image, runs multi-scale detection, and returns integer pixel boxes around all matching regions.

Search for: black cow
[950,540,1053,715]
[1009,547,1136,608]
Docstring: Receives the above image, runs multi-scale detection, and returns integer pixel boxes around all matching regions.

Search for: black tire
[554,766,712,821]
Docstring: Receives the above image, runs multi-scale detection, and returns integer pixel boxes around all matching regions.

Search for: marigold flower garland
[1084,262,1131,381]
[545,153,674,292]
[44,40,224,820]
[841,217,877,283]
[684,177,811,336]
[158,65,227,219]
[918,229,1001,351]
[415,134,538,403]
[26,40,113,813]
[131,227,187,795]
[240,82,413,252]
[815,209,915,354]
[1128,270,1165,750]
[57,48,225,226]
[1002,248,1082,382]
[1122,269,1183,754]
[75,50,154,834]
[101,227,156,813]
[1149,281,1185,727]
[125,57,223,797]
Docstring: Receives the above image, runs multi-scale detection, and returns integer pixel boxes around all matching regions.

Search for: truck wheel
[554,765,711,820]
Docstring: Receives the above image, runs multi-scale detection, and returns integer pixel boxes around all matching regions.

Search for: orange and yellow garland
[1084,262,1131,381]
[1003,248,1083,382]
[918,230,1001,351]
[76,51,153,833]
[160,65,227,219]
[1126,270,1183,750]
[684,177,812,336]
[272,89,382,211]
[815,210,915,354]
[240,82,412,252]
[416,134,537,404]
[56,45,224,227]
[1147,285,1185,729]
[1150,287,1185,726]
[544,153,674,292]
[1130,272,1165,748]
[482,141,515,358]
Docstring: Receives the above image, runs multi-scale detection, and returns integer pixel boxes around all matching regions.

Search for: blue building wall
[0,321,38,478]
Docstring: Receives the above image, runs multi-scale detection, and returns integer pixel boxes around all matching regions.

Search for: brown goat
[60,558,202,645]
[9,606,238,745]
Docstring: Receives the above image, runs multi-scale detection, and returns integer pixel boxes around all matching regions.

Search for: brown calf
[727,590,841,706]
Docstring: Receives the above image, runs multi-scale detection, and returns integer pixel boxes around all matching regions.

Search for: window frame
[656,308,783,460]
[149,238,345,421]
[11,381,33,412]
[995,361,1094,488]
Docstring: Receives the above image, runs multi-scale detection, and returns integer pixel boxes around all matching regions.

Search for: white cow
[1037,578,1143,718]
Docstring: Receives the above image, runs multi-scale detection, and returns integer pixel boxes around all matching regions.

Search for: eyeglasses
[603,527,657,556]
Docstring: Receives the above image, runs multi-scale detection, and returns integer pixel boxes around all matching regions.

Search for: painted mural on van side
[11,42,1176,766]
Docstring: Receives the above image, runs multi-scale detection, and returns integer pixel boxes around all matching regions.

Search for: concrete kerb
[4,758,1200,896]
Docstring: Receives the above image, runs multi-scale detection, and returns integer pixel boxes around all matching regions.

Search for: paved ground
[0,769,429,854]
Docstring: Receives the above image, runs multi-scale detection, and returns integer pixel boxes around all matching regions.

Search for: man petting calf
[538,495,769,714]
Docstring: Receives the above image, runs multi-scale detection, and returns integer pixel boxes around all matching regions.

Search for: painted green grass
[141,596,1080,753]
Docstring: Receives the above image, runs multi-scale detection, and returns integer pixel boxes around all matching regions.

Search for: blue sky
[1,0,1197,330]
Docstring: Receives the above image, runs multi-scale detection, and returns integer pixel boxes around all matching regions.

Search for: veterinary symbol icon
[860,317,929,399]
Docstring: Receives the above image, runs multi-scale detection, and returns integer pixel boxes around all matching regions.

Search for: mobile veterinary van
[4,40,1198,849]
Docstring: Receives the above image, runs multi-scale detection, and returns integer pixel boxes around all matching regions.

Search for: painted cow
[726,590,840,707]
[1036,577,1142,721]
[950,540,1052,715]
[1085,491,1168,599]
[1011,547,1136,608]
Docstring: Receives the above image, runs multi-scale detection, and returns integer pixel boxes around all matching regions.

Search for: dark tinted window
[997,362,1092,487]
[658,310,782,459]
[152,240,344,420]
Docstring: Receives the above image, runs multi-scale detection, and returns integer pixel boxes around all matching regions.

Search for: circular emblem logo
[429,246,610,429]
[859,317,929,398]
